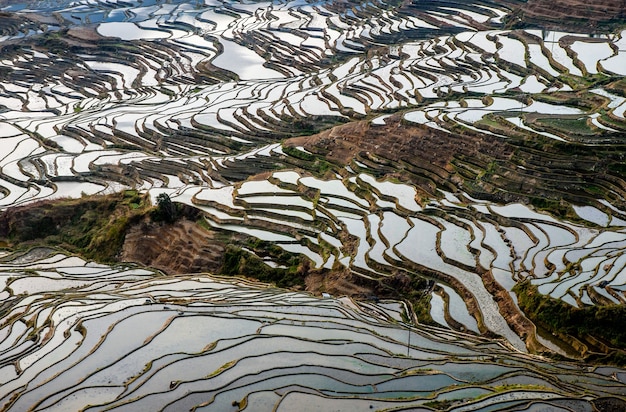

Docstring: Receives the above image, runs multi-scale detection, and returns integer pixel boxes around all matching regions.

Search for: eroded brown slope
[121,219,225,275]
[287,112,626,217]
[518,0,626,31]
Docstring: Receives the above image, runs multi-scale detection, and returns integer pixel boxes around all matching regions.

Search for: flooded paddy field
[1,0,626,409]
[1,249,625,411]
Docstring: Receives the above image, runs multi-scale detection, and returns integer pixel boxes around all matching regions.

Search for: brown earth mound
[121,219,225,275]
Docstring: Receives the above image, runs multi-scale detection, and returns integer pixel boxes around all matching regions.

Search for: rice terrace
[1,0,626,410]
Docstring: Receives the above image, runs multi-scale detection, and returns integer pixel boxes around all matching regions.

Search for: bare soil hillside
[121,219,225,275]
[518,0,626,31]
[286,110,626,214]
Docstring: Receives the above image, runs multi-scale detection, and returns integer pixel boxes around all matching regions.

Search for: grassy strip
[514,280,626,365]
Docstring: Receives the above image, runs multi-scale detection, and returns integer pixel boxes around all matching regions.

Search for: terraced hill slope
[1,0,626,409]
[2,248,626,412]
[520,0,626,30]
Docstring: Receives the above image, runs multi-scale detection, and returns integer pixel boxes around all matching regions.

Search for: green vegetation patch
[514,280,626,364]
[0,190,150,262]
[534,117,596,136]
[285,115,346,136]
[529,197,575,220]
[220,244,306,288]
[0,189,306,289]
[372,272,435,326]
[282,145,316,161]
[607,78,626,97]
[282,145,334,175]
[423,399,454,409]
